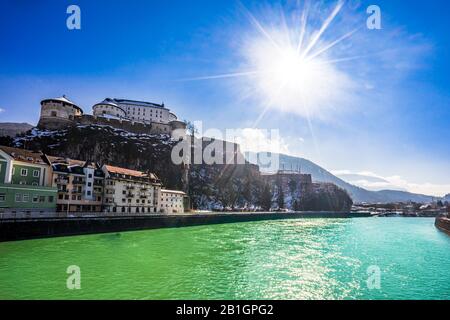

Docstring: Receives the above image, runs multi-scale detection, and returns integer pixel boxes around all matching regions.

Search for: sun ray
[296,0,310,54]
[177,70,264,82]
[238,2,282,53]
[300,0,344,59]
[305,27,360,62]
[251,79,288,128]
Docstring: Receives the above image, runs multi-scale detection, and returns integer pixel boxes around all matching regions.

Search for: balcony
[126,193,134,198]
[72,180,85,185]
[56,178,69,184]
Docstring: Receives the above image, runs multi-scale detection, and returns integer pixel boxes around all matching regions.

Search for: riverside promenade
[0,211,371,242]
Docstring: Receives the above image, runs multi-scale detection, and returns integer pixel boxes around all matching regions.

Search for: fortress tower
[37,95,83,130]
[37,95,186,136]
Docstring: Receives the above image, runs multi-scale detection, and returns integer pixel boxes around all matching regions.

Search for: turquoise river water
[0,217,449,300]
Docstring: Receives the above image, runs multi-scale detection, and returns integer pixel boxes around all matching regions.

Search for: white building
[102,165,162,214]
[93,98,179,125]
[160,189,186,214]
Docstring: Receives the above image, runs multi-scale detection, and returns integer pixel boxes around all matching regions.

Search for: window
[48,196,54,203]
[33,170,40,177]
[15,193,22,202]
[39,196,45,203]
[23,194,30,202]
[87,191,91,196]
[33,195,39,203]
[32,182,38,186]
[21,169,28,176]
[88,174,92,178]
[0,194,5,202]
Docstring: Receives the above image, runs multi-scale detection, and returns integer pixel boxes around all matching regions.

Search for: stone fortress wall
[37,96,186,136]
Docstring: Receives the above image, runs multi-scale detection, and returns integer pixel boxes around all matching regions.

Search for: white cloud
[0,108,5,113]
[233,128,290,154]
[333,170,450,197]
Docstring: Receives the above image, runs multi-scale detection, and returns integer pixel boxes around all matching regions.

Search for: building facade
[93,98,186,134]
[160,189,186,214]
[46,156,104,213]
[0,146,57,215]
[0,146,186,216]
[102,165,162,214]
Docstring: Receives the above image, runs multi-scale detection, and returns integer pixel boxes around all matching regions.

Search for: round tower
[92,98,126,119]
[38,95,83,130]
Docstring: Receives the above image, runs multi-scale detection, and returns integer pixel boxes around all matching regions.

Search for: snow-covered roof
[41,95,83,113]
[161,189,186,195]
[95,98,119,107]
[111,98,168,109]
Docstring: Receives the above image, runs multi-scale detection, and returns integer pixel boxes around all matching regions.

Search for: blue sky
[1,0,449,196]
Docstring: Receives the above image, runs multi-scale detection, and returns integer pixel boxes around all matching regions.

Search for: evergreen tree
[260,184,272,211]
[277,187,285,209]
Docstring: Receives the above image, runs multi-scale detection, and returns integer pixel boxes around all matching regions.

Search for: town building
[45,156,105,213]
[102,165,162,214]
[0,146,57,215]
[160,189,186,214]
[0,145,187,216]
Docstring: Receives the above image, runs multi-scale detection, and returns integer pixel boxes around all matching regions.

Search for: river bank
[435,216,450,235]
[0,211,370,242]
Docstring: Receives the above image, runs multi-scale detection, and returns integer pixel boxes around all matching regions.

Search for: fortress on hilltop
[37,95,186,135]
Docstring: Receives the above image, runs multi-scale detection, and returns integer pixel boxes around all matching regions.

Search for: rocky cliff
[8,125,352,211]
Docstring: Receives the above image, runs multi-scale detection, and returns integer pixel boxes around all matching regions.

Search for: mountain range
[246,152,438,204]
[0,122,34,137]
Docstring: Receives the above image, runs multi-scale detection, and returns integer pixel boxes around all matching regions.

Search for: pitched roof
[105,164,146,177]
[161,189,186,195]
[0,145,46,165]
[41,95,83,113]
[46,156,96,168]
[104,164,158,180]
[113,98,167,109]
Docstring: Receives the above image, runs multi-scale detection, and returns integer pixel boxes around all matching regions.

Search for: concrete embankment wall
[0,212,370,242]
[435,216,450,236]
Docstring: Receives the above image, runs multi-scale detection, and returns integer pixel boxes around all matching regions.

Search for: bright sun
[184,0,358,122]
